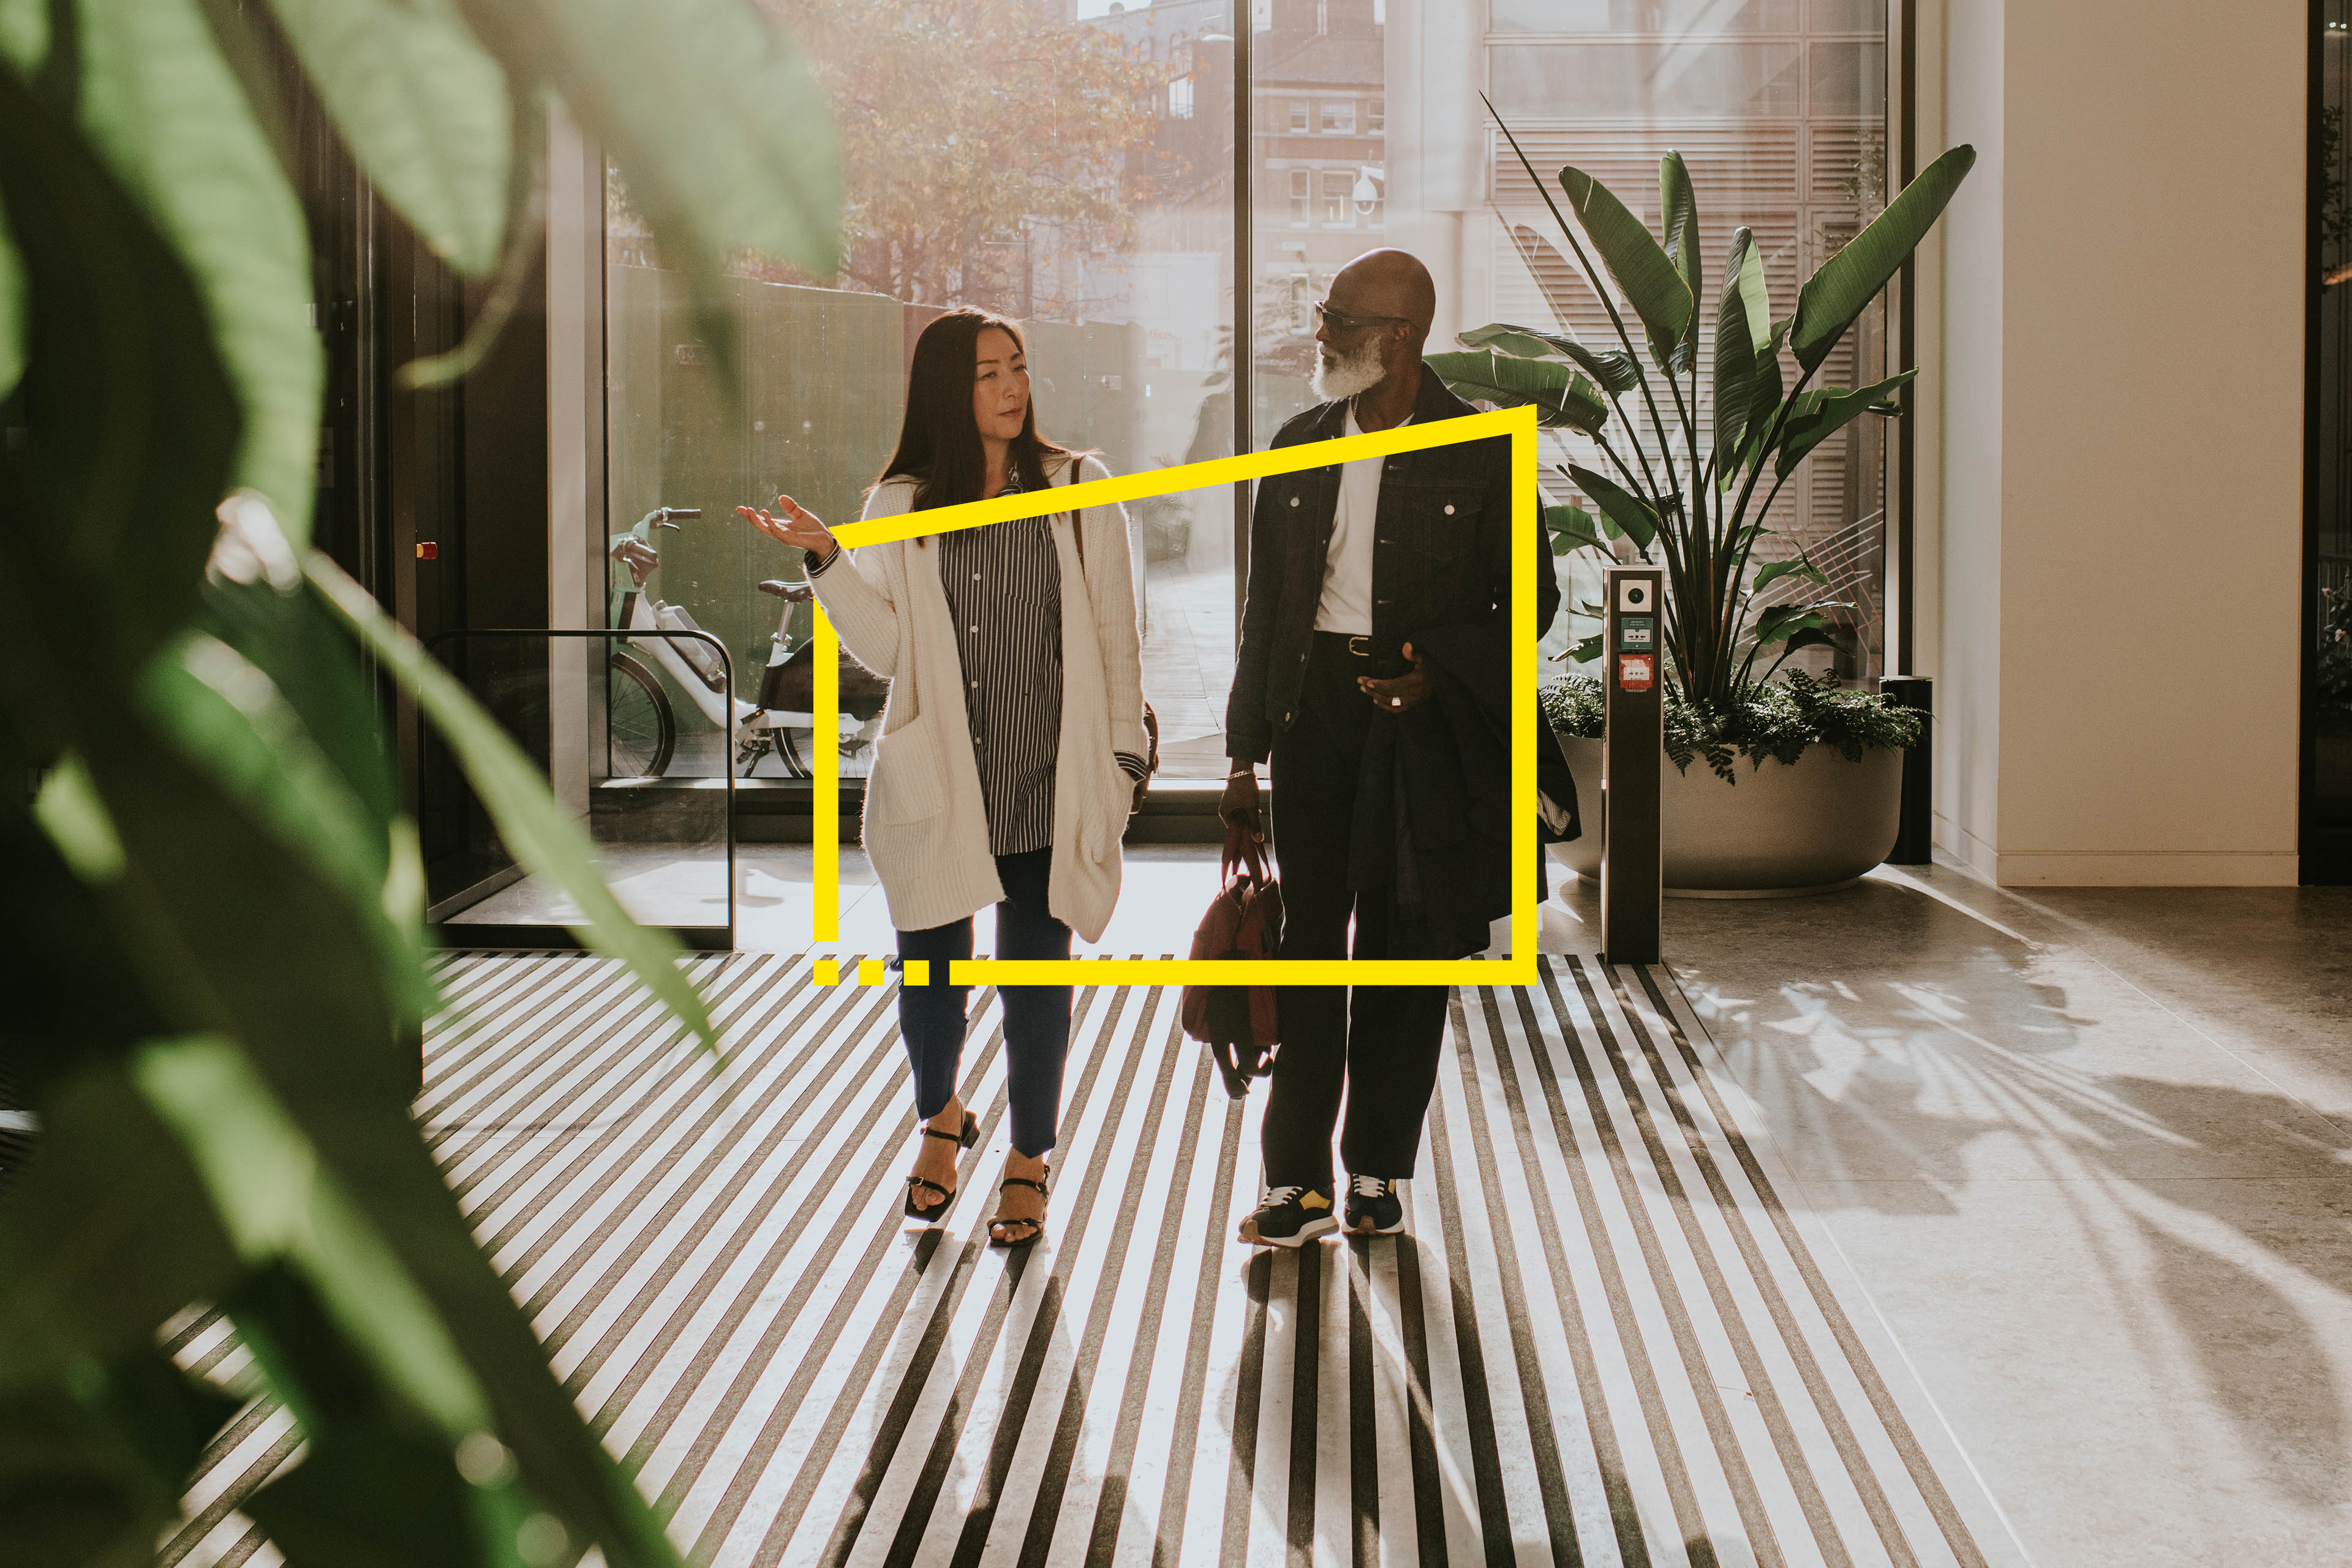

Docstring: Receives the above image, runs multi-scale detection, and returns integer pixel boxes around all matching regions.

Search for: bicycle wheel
[607,650,674,778]
[773,726,812,779]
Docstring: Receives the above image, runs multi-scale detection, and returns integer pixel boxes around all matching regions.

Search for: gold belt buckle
[1345,635,1371,657]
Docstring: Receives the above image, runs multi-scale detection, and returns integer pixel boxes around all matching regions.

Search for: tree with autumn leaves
[750,0,1158,313]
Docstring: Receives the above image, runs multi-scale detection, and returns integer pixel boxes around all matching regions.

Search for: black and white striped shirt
[937,477,1063,856]
[815,465,1147,859]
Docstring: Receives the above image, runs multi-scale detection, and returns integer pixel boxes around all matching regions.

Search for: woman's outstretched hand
[736,494,839,565]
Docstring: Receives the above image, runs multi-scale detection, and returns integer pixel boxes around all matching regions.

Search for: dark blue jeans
[897,846,1072,1158]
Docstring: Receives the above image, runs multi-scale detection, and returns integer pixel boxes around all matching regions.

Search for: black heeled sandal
[903,1109,978,1221]
[988,1165,1049,1250]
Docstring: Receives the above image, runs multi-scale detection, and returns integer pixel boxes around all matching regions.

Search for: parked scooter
[606,507,884,778]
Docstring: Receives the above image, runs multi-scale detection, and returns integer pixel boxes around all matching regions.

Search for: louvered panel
[1807,122,1875,206]
[1493,124,1803,213]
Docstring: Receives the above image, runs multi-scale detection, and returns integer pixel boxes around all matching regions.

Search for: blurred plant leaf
[1790,144,1975,374]
[0,55,240,684]
[453,0,840,376]
[307,554,716,1050]
[138,630,437,1025]
[261,0,512,275]
[1425,349,1607,434]
[1565,462,1657,551]
[0,1353,239,1568]
[0,1059,240,1389]
[135,1035,496,1434]
[227,1261,539,1568]
[0,191,21,401]
[1570,631,1604,663]
[1775,369,1917,479]
[1558,164,1692,370]
[70,0,322,540]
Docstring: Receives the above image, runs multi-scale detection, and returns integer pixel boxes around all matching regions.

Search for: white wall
[1936,0,2305,885]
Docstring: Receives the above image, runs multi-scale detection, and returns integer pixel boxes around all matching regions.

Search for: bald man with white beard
[1221,249,1561,1247]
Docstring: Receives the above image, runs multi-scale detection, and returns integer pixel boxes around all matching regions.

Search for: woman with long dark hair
[739,309,1147,1250]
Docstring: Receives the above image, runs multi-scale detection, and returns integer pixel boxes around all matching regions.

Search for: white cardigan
[810,454,1147,942]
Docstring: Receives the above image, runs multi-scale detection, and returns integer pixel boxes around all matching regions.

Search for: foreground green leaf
[263,0,513,276]
[1790,144,1975,374]
[0,1059,240,1389]
[0,190,21,400]
[72,0,323,540]
[307,555,717,1051]
[456,0,839,374]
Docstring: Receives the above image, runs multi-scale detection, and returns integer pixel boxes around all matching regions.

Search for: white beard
[1311,340,1386,403]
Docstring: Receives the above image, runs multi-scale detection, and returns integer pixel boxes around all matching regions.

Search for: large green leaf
[1459,316,1640,393]
[262,0,513,276]
[0,64,688,1568]
[1750,556,1828,596]
[74,0,323,541]
[1558,164,1692,371]
[1774,369,1918,478]
[454,0,839,372]
[1566,462,1659,552]
[1659,150,1701,368]
[1426,349,1608,435]
[1731,317,1792,486]
[0,51,239,682]
[1711,228,1773,476]
[1789,143,1975,374]
[1543,502,1608,557]
[307,555,715,1050]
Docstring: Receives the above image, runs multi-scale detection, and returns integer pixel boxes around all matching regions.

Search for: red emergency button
[1618,653,1654,692]
[415,541,439,560]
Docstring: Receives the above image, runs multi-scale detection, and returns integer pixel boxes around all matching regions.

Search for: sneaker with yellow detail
[1237,1183,1339,1248]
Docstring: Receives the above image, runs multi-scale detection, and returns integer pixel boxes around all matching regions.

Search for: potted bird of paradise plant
[1431,105,1972,892]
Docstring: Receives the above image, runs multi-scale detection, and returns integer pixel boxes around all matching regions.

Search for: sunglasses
[1312,299,1408,334]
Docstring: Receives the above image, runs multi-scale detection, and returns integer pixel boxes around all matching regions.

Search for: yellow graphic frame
[810,402,1540,988]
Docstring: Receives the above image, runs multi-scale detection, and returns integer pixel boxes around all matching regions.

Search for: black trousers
[1261,634,1451,1188]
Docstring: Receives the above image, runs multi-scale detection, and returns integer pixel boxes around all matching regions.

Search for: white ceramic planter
[1551,734,1904,896]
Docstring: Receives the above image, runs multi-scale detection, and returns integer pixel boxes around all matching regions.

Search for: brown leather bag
[1180,825,1283,1098]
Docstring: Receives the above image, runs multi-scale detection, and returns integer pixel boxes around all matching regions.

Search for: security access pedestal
[1600,565,1664,965]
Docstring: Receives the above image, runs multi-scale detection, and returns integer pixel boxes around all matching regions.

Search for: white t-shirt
[1313,402,1409,636]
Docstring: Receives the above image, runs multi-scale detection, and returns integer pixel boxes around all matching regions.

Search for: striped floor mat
[165,954,2000,1568]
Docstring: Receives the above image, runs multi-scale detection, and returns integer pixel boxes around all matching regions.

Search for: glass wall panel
[1259,0,1893,684]
[605,0,1238,782]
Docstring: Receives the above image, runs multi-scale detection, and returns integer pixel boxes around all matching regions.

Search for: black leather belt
[1313,630,1375,658]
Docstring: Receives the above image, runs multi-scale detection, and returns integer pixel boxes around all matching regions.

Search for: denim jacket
[1224,364,1561,763]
